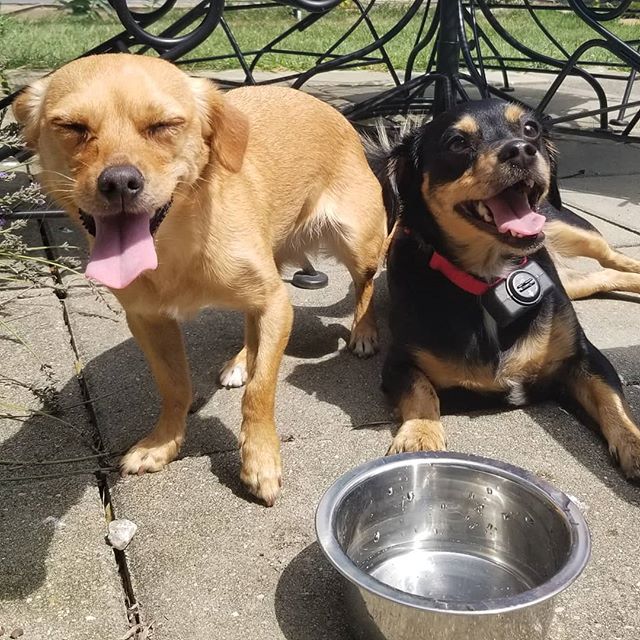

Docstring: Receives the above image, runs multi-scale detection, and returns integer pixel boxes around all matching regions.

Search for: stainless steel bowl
[316,452,590,640]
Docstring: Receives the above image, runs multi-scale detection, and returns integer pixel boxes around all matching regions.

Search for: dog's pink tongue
[485,188,546,236]
[85,214,157,289]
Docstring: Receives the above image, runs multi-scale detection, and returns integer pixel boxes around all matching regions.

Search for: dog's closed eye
[50,118,90,141]
[146,118,186,137]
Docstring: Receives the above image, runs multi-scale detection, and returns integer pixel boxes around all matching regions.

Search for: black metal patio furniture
[345,0,640,142]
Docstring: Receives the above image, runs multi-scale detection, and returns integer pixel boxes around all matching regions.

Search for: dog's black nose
[498,140,537,167]
[98,165,144,205]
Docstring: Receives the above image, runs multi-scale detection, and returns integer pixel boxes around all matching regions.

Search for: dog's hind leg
[331,196,386,358]
[564,340,640,479]
[546,218,640,273]
[383,351,447,455]
[120,313,193,475]
[239,280,293,506]
[557,265,640,299]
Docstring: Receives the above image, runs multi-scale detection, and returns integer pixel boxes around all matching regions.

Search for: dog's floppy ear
[190,78,249,173]
[12,77,51,148]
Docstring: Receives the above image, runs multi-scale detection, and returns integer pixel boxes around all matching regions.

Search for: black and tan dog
[373,99,640,478]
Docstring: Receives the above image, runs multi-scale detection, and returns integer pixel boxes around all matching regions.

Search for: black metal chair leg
[611,64,637,126]
[291,258,329,290]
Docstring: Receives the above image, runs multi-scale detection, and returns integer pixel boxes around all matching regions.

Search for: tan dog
[14,54,386,506]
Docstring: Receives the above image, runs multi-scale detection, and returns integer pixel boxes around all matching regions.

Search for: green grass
[1,5,638,73]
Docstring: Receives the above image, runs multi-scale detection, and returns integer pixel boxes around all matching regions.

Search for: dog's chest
[417,309,575,404]
[494,312,576,402]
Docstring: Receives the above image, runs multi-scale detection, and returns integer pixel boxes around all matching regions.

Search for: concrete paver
[0,246,128,639]
[561,176,640,231]
[569,210,640,247]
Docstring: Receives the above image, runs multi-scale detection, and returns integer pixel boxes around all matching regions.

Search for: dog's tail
[361,119,419,235]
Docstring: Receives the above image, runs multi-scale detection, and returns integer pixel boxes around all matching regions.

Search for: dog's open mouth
[462,180,546,246]
[80,200,171,290]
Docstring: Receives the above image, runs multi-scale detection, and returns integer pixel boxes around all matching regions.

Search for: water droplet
[373,531,380,543]
[487,487,493,495]
[407,491,415,502]
[434,528,439,535]
[468,522,478,530]
[475,504,485,513]
[486,523,495,531]
[525,516,535,526]
[502,512,511,521]
[465,515,471,521]
[440,503,447,510]
[468,491,475,500]
[387,487,393,496]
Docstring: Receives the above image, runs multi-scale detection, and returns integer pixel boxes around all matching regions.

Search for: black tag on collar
[480,259,555,327]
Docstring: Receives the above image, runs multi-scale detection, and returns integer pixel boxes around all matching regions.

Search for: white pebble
[106,519,138,550]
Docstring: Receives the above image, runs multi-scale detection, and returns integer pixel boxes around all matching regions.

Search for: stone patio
[1,70,640,640]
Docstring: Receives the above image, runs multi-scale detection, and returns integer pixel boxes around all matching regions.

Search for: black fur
[375,99,638,478]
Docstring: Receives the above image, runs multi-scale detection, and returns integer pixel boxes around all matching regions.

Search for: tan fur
[14,54,387,506]
[422,173,510,278]
[455,115,479,135]
[558,267,640,299]
[388,376,446,455]
[414,350,500,392]
[568,373,640,477]
[546,219,640,298]
[505,103,525,124]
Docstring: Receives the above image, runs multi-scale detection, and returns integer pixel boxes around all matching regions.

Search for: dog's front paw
[240,429,282,507]
[387,419,446,456]
[120,436,181,475]
[609,429,640,479]
[349,324,379,358]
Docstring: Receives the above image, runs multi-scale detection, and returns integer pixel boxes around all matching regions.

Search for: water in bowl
[365,539,534,603]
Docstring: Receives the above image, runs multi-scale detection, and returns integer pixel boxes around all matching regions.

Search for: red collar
[428,250,527,295]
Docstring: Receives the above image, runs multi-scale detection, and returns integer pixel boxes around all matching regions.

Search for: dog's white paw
[120,437,180,475]
[219,362,248,389]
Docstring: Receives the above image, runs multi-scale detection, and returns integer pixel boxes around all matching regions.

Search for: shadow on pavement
[275,542,352,640]
[0,275,376,598]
